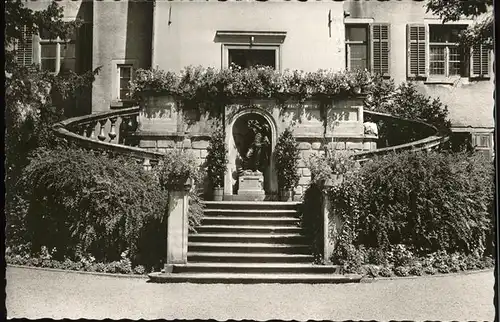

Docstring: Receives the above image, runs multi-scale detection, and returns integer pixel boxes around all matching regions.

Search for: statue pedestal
[236,170,265,201]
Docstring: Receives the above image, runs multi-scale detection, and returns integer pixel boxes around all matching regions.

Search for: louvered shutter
[407,24,427,78]
[371,23,390,77]
[16,26,34,66]
[471,44,490,78]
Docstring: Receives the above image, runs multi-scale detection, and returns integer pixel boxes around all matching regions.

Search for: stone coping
[7,264,149,279]
[360,268,494,283]
[7,264,492,282]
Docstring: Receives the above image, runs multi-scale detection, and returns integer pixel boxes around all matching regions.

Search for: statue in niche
[241,119,271,174]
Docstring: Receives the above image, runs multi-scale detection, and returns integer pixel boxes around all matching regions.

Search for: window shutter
[471,44,490,78]
[407,24,427,78]
[371,23,390,77]
[16,26,34,66]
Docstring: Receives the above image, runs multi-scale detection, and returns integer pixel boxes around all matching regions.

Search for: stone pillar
[322,175,344,265]
[164,182,191,272]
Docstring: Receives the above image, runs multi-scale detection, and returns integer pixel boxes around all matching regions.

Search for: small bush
[275,128,300,191]
[393,266,410,277]
[158,149,202,190]
[379,266,393,277]
[133,265,146,275]
[424,266,438,275]
[408,263,424,276]
[205,126,228,188]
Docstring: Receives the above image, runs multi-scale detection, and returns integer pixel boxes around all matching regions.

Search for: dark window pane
[41,44,57,58]
[120,78,130,89]
[61,43,76,59]
[60,58,76,72]
[346,27,367,41]
[119,66,132,78]
[350,44,367,60]
[41,59,57,72]
[228,49,276,69]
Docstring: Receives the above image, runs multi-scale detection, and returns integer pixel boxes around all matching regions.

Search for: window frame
[111,59,138,107]
[222,44,281,71]
[345,24,370,72]
[38,36,75,75]
[428,24,467,78]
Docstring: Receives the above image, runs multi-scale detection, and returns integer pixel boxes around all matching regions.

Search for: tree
[426,0,493,49]
[5,1,100,228]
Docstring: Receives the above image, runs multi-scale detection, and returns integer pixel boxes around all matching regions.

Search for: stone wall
[136,94,377,200]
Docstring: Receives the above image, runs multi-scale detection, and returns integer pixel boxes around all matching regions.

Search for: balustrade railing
[53,107,449,170]
[53,106,165,170]
[354,110,449,162]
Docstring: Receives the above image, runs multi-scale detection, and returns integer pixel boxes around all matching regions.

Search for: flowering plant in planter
[275,128,301,200]
[205,127,229,190]
[130,66,375,107]
[157,149,201,191]
[129,68,179,99]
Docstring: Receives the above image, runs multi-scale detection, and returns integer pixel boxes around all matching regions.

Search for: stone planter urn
[213,186,224,201]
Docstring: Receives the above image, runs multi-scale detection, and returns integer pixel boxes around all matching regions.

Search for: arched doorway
[224,108,278,198]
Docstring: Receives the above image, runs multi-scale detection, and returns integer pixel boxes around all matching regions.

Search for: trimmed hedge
[302,150,495,270]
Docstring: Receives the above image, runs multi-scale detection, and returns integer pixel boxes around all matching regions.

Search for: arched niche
[224,108,278,198]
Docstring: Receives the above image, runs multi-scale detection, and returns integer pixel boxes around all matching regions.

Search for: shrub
[379,266,393,277]
[408,262,424,276]
[356,150,494,255]
[158,149,202,190]
[393,266,410,277]
[424,266,438,275]
[205,127,228,188]
[365,248,388,266]
[275,128,300,191]
[17,147,168,263]
[133,265,146,275]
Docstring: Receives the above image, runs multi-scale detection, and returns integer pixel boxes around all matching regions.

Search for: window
[118,65,133,100]
[39,28,76,74]
[428,25,466,77]
[472,133,493,158]
[216,31,286,70]
[228,49,276,69]
[15,26,34,66]
[407,24,490,79]
[346,25,368,71]
[345,24,390,76]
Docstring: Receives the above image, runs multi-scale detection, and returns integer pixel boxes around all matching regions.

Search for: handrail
[354,110,449,162]
[52,106,449,169]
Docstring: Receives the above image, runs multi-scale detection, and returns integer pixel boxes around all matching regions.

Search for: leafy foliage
[302,150,494,268]
[425,0,493,48]
[275,128,301,190]
[365,78,451,147]
[130,66,375,104]
[157,149,203,190]
[11,148,168,263]
[205,127,229,188]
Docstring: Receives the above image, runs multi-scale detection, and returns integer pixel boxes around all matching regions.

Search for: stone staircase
[148,201,362,283]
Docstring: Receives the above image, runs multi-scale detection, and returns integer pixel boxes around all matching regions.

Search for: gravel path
[6,266,495,320]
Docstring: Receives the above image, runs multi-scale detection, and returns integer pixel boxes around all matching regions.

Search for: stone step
[187,252,314,263]
[188,233,307,244]
[188,242,311,254]
[168,263,343,274]
[201,216,300,226]
[195,225,303,234]
[203,208,299,217]
[203,201,300,211]
[148,272,362,284]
